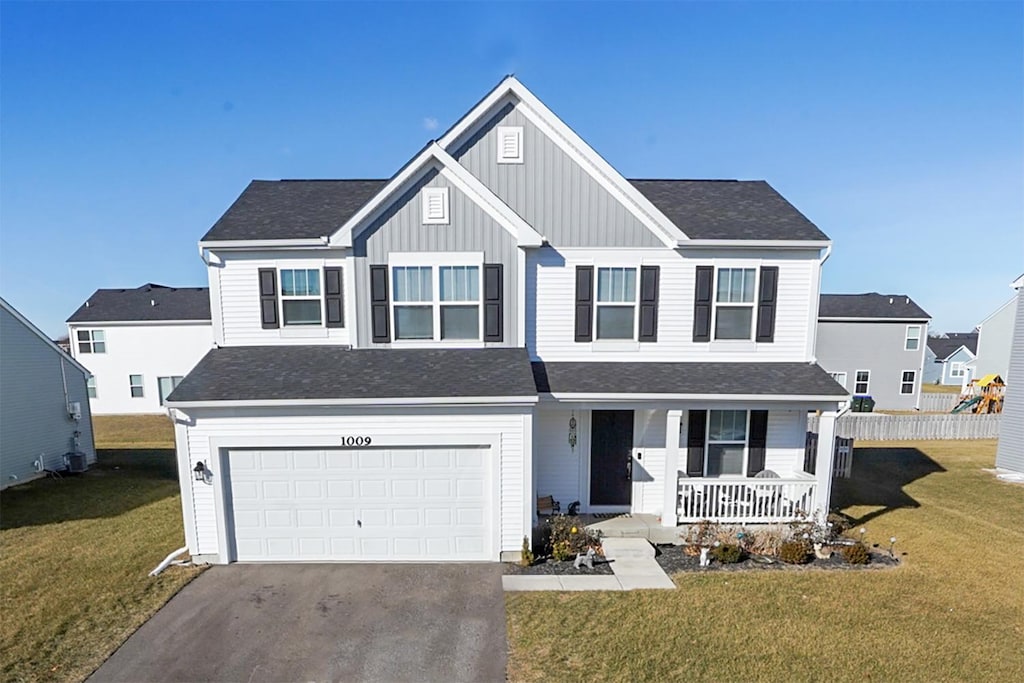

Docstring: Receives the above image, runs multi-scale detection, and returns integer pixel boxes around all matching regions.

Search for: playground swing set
[952,374,1005,414]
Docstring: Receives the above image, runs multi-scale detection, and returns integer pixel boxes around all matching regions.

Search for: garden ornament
[699,547,710,567]
[574,547,596,570]
[813,542,832,560]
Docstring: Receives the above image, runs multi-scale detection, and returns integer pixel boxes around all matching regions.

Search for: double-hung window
[950,361,965,378]
[129,374,144,398]
[77,329,106,354]
[905,325,922,351]
[86,377,97,399]
[595,267,637,340]
[829,371,848,388]
[900,371,916,395]
[714,268,756,340]
[706,410,748,477]
[280,269,322,326]
[855,370,870,395]
[392,264,481,341]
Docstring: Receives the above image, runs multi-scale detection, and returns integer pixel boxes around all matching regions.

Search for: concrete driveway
[90,564,506,683]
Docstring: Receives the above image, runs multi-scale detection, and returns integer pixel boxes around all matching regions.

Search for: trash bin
[862,396,875,413]
[851,396,865,412]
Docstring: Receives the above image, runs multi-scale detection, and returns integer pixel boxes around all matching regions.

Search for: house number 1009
[340,436,372,447]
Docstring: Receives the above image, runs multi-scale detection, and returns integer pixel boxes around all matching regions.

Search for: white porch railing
[677,476,818,524]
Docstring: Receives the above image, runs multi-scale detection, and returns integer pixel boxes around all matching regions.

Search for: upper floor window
[829,371,848,388]
[497,126,523,164]
[905,325,921,351]
[855,370,870,395]
[129,374,144,398]
[280,269,322,326]
[706,410,748,477]
[596,267,637,340]
[714,268,756,340]
[422,188,450,225]
[86,377,97,399]
[392,265,481,341]
[77,329,106,354]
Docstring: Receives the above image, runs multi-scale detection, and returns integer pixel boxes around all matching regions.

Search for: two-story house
[166,77,848,565]
[67,284,213,414]
[923,333,978,386]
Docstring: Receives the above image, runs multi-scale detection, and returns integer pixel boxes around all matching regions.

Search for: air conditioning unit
[68,402,82,421]
[65,451,88,473]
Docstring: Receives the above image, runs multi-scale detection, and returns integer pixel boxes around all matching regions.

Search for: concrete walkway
[502,538,675,592]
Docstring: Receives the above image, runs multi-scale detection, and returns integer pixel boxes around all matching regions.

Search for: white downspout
[149,546,190,577]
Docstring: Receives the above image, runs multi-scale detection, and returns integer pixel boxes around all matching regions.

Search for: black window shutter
[483,263,503,342]
[686,410,707,477]
[692,266,713,342]
[746,410,768,476]
[258,268,279,329]
[574,266,594,342]
[755,266,779,343]
[638,265,659,342]
[370,265,390,343]
[324,267,344,328]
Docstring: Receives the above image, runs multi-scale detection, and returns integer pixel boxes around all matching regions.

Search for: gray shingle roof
[630,180,828,241]
[819,293,930,320]
[927,333,978,359]
[67,284,211,323]
[532,361,847,396]
[200,178,828,243]
[167,347,538,402]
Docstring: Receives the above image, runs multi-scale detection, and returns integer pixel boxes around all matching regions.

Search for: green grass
[922,383,962,394]
[0,417,201,682]
[506,440,1024,682]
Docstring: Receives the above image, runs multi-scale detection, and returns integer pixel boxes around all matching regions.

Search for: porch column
[814,410,839,519]
[662,409,683,527]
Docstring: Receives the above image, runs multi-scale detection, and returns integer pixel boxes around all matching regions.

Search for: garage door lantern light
[193,461,208,482]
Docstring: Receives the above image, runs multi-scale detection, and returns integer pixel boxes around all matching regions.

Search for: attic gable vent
[422,187,450,225]
[497,126,523,164]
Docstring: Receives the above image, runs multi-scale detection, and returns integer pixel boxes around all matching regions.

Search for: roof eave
[678,239,831,249]
[166,395,539,408]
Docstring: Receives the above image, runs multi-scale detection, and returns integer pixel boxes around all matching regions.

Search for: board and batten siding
[352,170,520,347]
[178,407,531,561]
[996,289,1024,472]
[211,249,351,348]
[815,319,928,411]
[526,247,820,362]
[451,102,663,248]
[1,305,95,489]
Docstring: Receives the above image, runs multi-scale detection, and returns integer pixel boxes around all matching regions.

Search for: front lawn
[0,416,201,682]
[506,440,1024,682]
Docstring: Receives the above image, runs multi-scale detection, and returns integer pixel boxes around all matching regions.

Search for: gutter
[165,395,540,409]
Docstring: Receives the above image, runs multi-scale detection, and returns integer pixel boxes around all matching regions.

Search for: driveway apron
[89,563,506,683]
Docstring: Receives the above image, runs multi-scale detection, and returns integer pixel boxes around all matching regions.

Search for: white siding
[527,247,820,362]
[765,410,807,475]
[212,250,352,348]
[177,407,529,561]
[534,408,587,509]
[996,289,1024,473]
[68,322,212,414]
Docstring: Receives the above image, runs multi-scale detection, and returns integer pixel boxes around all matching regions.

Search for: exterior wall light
[193,461,208,482]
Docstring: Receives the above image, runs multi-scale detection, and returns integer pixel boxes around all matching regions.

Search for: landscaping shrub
[709,543,746,564]
[520,536,534,567]
[543,515,601,560]
[841,541,871,565]
[746,527,785,557]
[682,519,720,555]
[779,540,813,564]
[827,512,851,539]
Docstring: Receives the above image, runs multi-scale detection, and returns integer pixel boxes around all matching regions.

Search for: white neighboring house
[1,296,96,490]
[996,275,1024,473]
[66,284,213,415]
[166,77,848,565]
[965,275,1022,386]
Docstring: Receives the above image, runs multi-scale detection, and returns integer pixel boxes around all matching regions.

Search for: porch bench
[537,495,561,516]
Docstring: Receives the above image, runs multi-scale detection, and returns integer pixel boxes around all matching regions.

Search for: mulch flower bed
[655,544,901,574]
[503,556,614,576]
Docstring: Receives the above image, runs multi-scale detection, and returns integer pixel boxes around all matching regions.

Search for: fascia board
[678,240,832,250]
[166,396,539,408]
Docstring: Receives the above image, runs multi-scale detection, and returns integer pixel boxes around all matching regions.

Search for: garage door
[226,447,491,562]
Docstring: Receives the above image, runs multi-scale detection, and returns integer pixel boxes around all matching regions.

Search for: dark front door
[590,410,634,506]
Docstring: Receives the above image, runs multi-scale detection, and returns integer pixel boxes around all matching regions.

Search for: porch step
[601,537,655,560]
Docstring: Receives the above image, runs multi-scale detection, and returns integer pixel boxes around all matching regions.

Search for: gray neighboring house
[924,333,978,386]
[996,275,1024,473]
[816,293,931,410]
[967,276,1022,383]
[1,297,96,490]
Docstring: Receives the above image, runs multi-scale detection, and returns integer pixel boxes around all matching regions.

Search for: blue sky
[2,1,1021,337]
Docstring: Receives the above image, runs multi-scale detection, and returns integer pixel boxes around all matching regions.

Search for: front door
[590,410,634,507]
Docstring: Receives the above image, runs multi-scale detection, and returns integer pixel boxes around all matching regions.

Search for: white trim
[854,369,871,395]
[543,392,847,403]
[67,319,213,327]
[389,257,485,343]
[594,265,640,341]
[278,267,325,328]
[496,125,523,164]
[899,369,916,395]
[712,266,759,341]
[1,296,93,376]
[437,77,686,247]
[166,395,539,408]
[949,361,966,379]
[421,187,450,224]
[199,238,330,250]
[703,409,749,478]
[905,324,922,351]
[818,317,931,323]
[679,239,832,249]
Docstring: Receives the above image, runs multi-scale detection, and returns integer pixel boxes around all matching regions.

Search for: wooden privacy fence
[804,433,855,478]
[918,393,961,413]
[808,413,1001,441]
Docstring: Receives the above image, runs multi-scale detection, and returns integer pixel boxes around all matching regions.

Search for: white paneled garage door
[226,446,491,562]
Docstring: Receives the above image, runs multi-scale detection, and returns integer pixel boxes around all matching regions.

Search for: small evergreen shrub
[779,540,813,564]
[709,543,746,564]
[842,541,871,565]
[520,536,534,567]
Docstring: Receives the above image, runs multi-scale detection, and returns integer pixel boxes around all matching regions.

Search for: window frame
[86,377,97,399]
[900,370,916,395]
[829,371,848,388]
[129,374,144,398]
[704,409,750,478]
[76,329,106,354]
[496,126,524,164]
[711,267,759,341]
[594,266,640,341]
[278,268,324,327]
[905,325,922,351]
[421,187,450,225]
[854,369,871,395]
[157,376,184,406]
[388,253,484,343]
[949,361,965,378]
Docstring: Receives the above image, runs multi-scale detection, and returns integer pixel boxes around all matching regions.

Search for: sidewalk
[502,538,675,592]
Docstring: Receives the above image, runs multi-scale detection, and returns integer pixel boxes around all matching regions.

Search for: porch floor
[583,514,683,545]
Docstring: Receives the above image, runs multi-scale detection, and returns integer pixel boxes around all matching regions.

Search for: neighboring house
[1,297,96,490]
[166,77,848,565]
[995,275,1024,474]
[966,276,1022,385]
[816,293,930,410]
[924,333,978,386]
[66,284,213,415]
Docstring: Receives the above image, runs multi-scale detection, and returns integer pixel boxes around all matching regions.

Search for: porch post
[814,410,838,519]
[662,409,683,527]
